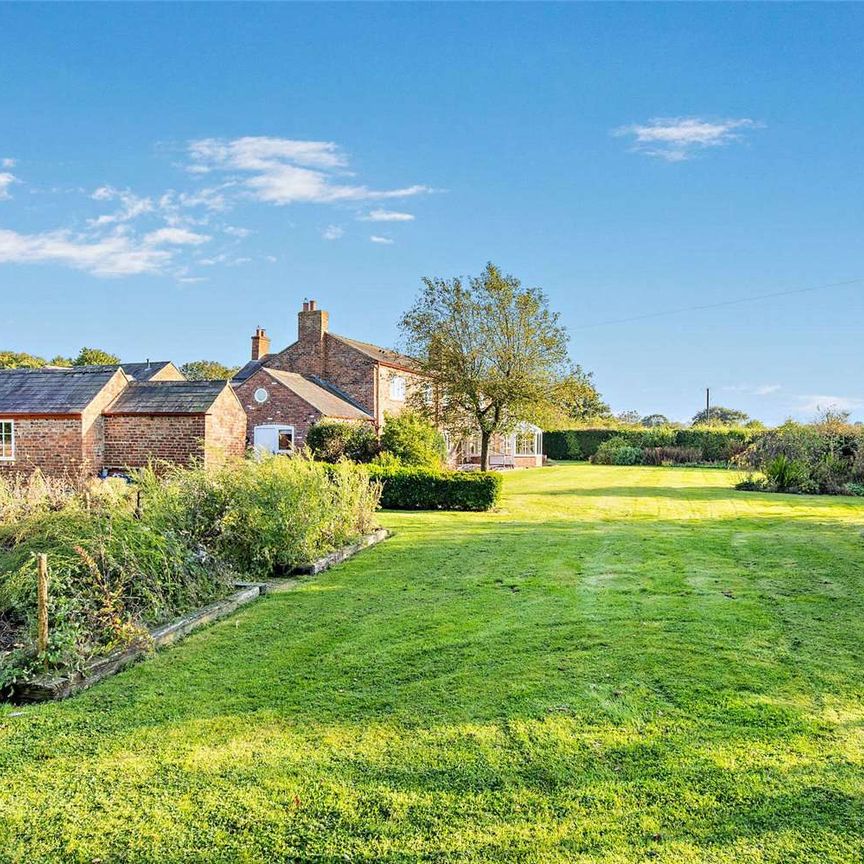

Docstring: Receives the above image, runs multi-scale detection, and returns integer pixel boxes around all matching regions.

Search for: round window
[253,387,269,404]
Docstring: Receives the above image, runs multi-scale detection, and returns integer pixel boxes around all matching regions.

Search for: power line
[573,277,863,330]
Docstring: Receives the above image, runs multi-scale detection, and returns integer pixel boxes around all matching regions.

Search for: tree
[691,405,750,426]
[379,411,446,468]
[553,365,610,423]
[0,351,47,369]
[400,262,574,471]
[616,410,641,426]
[180,360,240,381]
[72,347,121,366]
[642,414,670,427]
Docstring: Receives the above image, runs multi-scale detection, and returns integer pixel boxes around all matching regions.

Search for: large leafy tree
[180,360,239,381]
[692,405,750,426]
[0,351,47,369]
[72,347,121,366]
[400,262,582,470]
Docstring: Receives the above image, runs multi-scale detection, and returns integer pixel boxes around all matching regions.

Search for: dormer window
[389,376,406,401]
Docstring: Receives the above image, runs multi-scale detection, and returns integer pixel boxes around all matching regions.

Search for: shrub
[366,465,501,511]
[379,411,446,468]
[0,455,380,687]
[591,436,644,465]
[641,446,702,466]
[305,420,378,463]
[844,482,864,497]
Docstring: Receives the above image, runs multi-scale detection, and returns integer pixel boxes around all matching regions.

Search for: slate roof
[0,367,122,415]
[263,370,372,419]
[74,361,180,382]
[232,357,269,383]
[329,334,421,372]
[104,381,230,415]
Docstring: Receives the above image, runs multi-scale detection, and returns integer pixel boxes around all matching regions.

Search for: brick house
[0,365,245,477]
[233,300,427,452]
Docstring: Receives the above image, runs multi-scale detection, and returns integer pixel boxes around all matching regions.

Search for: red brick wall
[204,387,247,465]
[82,369,130,472]
[234,370,324,450]
[376,365,427,426]
[0,416,86,478]
[104,414,206,469]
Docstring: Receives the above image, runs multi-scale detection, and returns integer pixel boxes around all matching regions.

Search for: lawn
[1,464,863,863]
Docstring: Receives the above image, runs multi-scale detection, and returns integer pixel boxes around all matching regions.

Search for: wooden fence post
[36,553,49,657]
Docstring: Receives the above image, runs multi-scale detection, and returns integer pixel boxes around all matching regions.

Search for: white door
[253,425,294,455]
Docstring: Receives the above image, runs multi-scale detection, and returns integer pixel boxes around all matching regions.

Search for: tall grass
[0,456,380,687]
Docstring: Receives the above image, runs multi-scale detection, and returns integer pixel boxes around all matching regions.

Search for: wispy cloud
[0,173,16,200]
[723,383,781,396]
[0,227,177,277]
[322,224,344,241]
[89,186,154,226]
[1,158,15,169]
[614,117,761,162]
[143,227,210,247]
[360,209,415,222]
[187,136,433,205]
[370,235,394,245]
[796,394,864,415]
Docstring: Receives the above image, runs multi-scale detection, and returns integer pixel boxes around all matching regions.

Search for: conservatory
[455,422,544,469]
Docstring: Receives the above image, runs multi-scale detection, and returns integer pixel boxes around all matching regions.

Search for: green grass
[1,464,863,863]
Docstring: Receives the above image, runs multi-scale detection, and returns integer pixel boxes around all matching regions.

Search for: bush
[641,446,702,466]
[366,465,501,511]
[305,420,378,463]
[591,436,644,465]
[0,456,380,687]
[544,427,757,462]
[379,411,446,469]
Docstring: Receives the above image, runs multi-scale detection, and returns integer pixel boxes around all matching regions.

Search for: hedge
[366,466,502,511]
[543,428,759,463]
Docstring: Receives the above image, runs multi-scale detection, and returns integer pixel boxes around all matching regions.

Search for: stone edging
[11,528,390,703]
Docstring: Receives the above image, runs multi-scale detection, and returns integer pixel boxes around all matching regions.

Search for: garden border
[10,528,390,703]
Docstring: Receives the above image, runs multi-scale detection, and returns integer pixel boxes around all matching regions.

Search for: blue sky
[1,3,862,424]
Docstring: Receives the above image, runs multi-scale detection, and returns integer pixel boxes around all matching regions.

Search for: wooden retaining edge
[10,528,390,703]
[267,527,391,588]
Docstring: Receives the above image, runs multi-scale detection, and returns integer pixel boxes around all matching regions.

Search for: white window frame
[253,424,295,456]
[515,431,538,456]
[389,375,406,401]
[0,419,14,462]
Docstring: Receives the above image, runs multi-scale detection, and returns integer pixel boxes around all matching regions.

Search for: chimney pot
[251,326,271,361]
[309,299,317,311]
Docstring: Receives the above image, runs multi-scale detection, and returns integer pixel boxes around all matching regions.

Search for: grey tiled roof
[0,367,121,414]
[232,357,268,383]
[329,334,421,372]
[105,381,230,415]
[263,370,372,419]
[74,361,180,381]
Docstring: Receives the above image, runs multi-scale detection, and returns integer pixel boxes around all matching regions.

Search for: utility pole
[706,387,710,424]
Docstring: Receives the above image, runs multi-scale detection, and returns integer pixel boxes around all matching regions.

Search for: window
[515,432,538,456]
[277,428,294,453]
[422,382,434,406]
[253,387,269,404]
[389,376,406,401]
[0,421,13,461]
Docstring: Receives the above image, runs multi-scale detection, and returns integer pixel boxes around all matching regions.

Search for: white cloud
[187,136,433,205]
[723,383,781,396]
[360,209,415,222]
[0,227,173,276]
[322,224,344,240]
[223,225,252,238]
[0,172,16,200]
[796,394,864,415]
[614,117,761,161]
[143,227,210,246]
[1,158,15,169]
[370,235,394,245]
[88,186,154,225]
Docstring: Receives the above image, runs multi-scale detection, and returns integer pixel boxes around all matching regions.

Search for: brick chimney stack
[251,326,271,361]
[298,299,328,343]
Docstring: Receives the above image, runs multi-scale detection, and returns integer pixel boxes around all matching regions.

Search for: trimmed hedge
[544,428,758,463]
[366,466,502,511]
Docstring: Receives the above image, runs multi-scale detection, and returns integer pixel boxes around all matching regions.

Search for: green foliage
[545,427,757,463]
[180,360,240,381]
[642,414,670,427]
[736,420,864,495]
[367,465,501,511]
[691,405,750,426]
[0,351,47,369]
[0,457,380,686]
[72,347,121,366]
[591,436,643,465]
[641,446,702,466]
[379,411,446,468]
[305,420,379,463]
